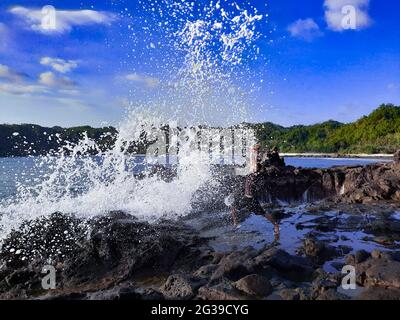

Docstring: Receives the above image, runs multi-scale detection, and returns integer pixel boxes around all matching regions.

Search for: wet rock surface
[1,160,400,300]
[192,160,399,213]
[259,160,400,205]
[0,212,208,299]
[234,274,272,297]
[346,250,400,289]
[1,204,400,300]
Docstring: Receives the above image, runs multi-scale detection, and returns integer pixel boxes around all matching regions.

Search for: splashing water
[0,0,265,239]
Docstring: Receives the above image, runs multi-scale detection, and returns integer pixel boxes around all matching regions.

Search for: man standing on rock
[228,162,280,240]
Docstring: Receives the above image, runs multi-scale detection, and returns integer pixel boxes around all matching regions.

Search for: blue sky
[0,0,399,127]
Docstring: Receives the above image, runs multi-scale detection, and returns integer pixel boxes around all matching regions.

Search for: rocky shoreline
[282,153,393,159]
[1,159,400,300]
[241,155,400,205]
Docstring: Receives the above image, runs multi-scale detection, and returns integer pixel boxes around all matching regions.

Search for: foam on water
[0,0,265,238]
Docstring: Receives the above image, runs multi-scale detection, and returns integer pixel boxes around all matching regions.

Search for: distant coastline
[1,104,400,157]
[281,153,394,159]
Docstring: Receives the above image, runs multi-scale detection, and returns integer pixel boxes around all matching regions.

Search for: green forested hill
[1,104,399,156]
[0,124,117,157]
[255,104,400,154]
[324,104,400,153]
[253,120,344,153]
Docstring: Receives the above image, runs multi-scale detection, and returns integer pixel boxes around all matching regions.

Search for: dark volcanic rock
[0,211,207,299]
[335,162,400,204]
[357,286,400,300]
[160,274,206,300]
[315,289,348,300]
[210,247,258,282]
[310,269,343,300]
[346,250,400,289]
[63,215,196,286]
[247,160,400,205]
[301,238,343,264]
[45,283,164,300]
[197,281,246,300]
[354,250,370,264]
[366,219,400,234]
[362,259,400,288]
[251,247,314,281]
[0,212,85,269]
[234,274,272,297]
[189,159,400,212]
[193,264,218,278]
[278,288,302,300]
[302,238,326,257]
[2,155,400,301]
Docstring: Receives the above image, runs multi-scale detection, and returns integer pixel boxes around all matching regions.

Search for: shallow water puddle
[187,204,399,274]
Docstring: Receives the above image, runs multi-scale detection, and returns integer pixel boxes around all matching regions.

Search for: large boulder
[0,212,85,269]
[336,162,400,204]
[0,211,206,299]
[210,247,258,282]
[234,274,272,297]
[346,250,400,289]
[197,281,246,300]
[301,238,350,264]
[160,274,206,300]
[250,247,314,281]
[194,159,400,208]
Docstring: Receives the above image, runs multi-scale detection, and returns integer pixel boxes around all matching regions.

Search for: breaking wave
[0,0,266,238]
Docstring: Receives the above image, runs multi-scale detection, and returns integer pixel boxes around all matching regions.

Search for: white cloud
[39,71,76,87]
[0,63,80,98]
[0,82,48,95]
[0,64,14,79]
[40,57,79,73]
[0,64,43,95]
[125,73,160,88]
[324,0,371,32]
[287,18,323,41]
[0,64,26,82]
[0,61,82,99]
[9,6,116,34]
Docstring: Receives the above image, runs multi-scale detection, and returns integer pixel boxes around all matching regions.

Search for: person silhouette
[228,162,280,238]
